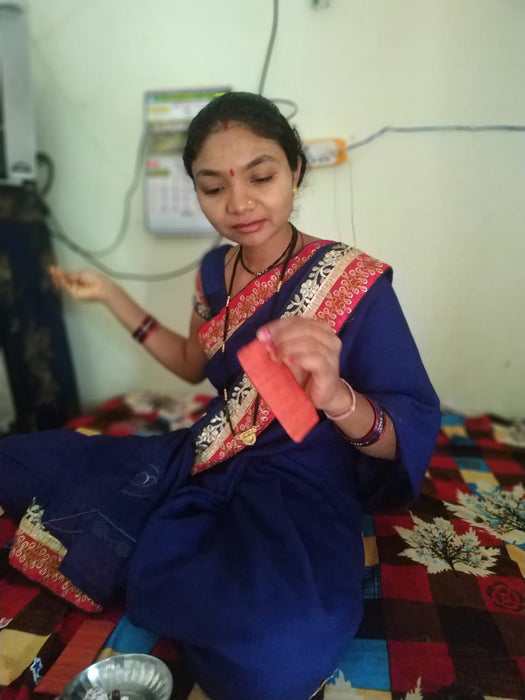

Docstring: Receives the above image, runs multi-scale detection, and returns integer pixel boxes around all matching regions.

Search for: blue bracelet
[348,406,385,446]
[337,397,386,447]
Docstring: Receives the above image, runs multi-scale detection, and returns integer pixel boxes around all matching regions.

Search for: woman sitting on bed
[0,92,440,700]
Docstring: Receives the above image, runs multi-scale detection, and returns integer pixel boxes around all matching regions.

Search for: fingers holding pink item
[237,337,319,443]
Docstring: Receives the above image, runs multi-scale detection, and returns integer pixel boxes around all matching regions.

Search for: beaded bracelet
[132,315,158,344]
[323,379,357,420]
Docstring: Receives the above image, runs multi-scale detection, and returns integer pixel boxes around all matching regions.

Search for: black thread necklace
[239,236,292,277]
[222,224,299,445]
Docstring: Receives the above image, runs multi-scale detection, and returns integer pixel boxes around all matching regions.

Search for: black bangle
[132,315,158,344]
[337,397,387,447]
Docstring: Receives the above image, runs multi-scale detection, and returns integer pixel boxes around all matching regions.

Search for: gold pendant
[237,427,257,445]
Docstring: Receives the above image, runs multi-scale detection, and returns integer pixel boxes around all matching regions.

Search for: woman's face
[191,122,300,248]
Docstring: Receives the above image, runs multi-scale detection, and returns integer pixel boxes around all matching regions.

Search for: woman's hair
[182,92,308,187]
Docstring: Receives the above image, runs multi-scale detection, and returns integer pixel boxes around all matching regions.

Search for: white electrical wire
[348,124,525,151]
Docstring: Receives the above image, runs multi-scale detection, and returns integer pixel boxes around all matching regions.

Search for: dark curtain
[0,185,80,432]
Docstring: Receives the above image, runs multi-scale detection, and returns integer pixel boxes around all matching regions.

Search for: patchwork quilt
[0,395,524,700]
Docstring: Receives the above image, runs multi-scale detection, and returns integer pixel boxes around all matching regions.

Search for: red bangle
[345,397,386,447]
[132,315,158,344]
[335,396,387,447]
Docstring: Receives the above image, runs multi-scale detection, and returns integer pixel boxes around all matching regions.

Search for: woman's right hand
[49,265,116,302]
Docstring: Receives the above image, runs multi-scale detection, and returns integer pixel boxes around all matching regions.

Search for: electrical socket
[302,138,348,168]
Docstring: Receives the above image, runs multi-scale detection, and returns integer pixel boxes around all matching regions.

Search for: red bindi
[229,168,235,176]
[222,119,229,130]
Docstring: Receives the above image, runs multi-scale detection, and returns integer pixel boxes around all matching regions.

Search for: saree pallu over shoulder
[192,242,390,474]
[198,241,328,359]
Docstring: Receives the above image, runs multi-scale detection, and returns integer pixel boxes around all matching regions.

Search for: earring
[247,199,254,207]
[292,186,298,197]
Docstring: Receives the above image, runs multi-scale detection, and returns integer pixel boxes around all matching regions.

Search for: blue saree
[0,240,440,700]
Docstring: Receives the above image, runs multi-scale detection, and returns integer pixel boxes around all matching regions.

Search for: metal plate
[60,654,173,700]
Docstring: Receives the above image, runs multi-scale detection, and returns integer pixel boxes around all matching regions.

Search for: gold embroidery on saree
[9,499,102,612]
[199,241,328,360]
[192,244,389,473]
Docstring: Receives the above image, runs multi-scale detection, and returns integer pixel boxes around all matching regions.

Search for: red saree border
[8,500,102,613]
[285,247,388,330]
[198,240,329,359]
[192,244,389,474]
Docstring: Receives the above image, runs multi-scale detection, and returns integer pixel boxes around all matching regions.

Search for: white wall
[23,0,525,418]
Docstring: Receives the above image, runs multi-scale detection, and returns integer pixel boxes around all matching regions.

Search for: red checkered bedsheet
[1,396,524,700]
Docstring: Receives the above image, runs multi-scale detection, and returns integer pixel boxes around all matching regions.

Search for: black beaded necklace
[239,236,292,278]
[222,224,299,445]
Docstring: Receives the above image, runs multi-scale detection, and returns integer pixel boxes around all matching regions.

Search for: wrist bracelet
[336,396,387,447]
[324,379,357,420]
[132,315,158,344]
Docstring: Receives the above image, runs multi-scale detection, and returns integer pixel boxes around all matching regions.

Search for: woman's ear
[292,157,303,188]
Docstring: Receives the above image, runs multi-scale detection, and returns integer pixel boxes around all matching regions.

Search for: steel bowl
[60,653,173,700]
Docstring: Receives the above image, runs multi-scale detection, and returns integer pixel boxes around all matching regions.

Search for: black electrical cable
[258,0,279,95]
[39,129,221,280]
[271,97,299,120]
[45,202,220,281]
[36,152,55,195]
[86,127,148,258]
[343,122,525,251]
[348,124,525,151]
[257,1,299,121]
[39,128,148,260]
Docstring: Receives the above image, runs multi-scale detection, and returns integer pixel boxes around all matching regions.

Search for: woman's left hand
[257,317,398,459]
[257,317,347,413]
